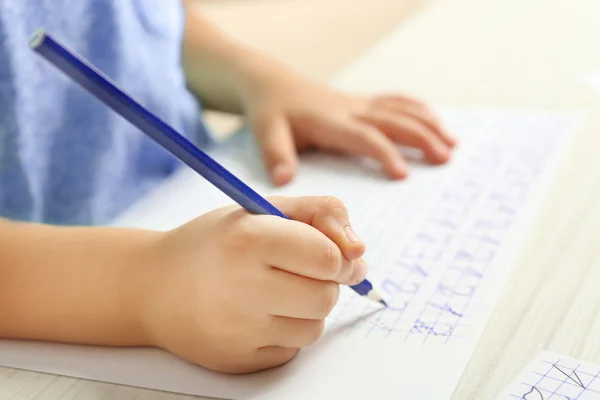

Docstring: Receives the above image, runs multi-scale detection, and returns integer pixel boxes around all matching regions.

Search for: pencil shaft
[30,30,385,306]
[31,31,286,219]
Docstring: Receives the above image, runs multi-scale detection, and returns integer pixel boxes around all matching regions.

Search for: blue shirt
[0,0,213,225]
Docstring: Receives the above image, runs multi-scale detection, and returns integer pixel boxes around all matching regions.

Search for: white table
[4,0,600,398]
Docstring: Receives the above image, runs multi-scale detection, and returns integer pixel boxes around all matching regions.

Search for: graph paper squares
[498,353,600,399]
[325,122,564,345]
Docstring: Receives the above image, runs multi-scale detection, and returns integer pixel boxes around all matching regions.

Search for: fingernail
[272,164,290,184]
[351,259,368,283]
[344,226,361,243]
[435,143,450,157]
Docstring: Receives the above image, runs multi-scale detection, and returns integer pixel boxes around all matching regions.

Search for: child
[0,1,455,373]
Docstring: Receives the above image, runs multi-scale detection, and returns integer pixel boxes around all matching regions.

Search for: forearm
[0,219,160,347]
[180,0,293,114]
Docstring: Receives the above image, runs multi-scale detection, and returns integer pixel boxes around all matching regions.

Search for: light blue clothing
[0,0,213,225]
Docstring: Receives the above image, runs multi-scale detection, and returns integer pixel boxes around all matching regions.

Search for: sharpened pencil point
[366,289,388,306]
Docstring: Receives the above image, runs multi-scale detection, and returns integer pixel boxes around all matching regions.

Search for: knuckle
[316,282,340,318]
[320,195,344,209]
[353,124,377,138]
[322,240,342,279]
[224,217,259,252]
[318,195,348,218]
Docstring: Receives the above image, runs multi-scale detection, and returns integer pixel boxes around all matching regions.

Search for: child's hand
[243,73,457,186]
[142,196,366,374]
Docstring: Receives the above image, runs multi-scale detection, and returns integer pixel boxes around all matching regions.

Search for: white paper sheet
[496,351,600,399]
[0,110,580,400]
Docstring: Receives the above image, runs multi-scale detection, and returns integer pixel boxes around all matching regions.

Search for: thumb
[251,111,298,186]
[268,195,367,261]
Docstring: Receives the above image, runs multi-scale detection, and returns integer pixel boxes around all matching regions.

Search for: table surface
[4,0,600,399]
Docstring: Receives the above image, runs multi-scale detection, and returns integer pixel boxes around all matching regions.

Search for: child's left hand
[242,72,457,186]
[181,6,455,186]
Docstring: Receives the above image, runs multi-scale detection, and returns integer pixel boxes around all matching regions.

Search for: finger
[327,119,410,179]
[357,111,451,164]
[269,195,368,261]
[256,217,366,284]
[227,203,364,282]
[264,267,344,318]
[253,346,300,371]
[264,316,325,348]
[372,98,457,147]
[250,111,298,186]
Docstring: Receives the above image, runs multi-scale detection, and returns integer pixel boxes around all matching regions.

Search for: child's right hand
[140,196,367,374]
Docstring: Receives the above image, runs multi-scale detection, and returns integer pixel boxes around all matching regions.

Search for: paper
[496,351,600,399]
[0,110,580,400]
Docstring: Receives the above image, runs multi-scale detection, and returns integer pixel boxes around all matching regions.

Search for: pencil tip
[366,290,389,307]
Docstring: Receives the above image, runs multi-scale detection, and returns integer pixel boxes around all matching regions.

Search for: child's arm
[180,0,274,114]
[0,218,157,346]
[0,196,367,373]
[180,1,456,186]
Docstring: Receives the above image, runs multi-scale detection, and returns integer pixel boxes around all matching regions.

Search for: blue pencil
[29,29,387,307]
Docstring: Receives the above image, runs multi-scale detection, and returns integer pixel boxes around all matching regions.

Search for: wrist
[232,49,306,109]
[122,231,171,348]
[0,222,166,347]
[180,3,306,115]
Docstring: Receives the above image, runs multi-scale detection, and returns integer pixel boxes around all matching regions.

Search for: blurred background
[193,0,425,133]
[196,0,423,81]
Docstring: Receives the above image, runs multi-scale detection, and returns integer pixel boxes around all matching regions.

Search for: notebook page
[496,351,600,399]
[0,110,580,400]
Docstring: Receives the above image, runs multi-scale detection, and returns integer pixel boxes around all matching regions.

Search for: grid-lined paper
[496,351,600,399]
